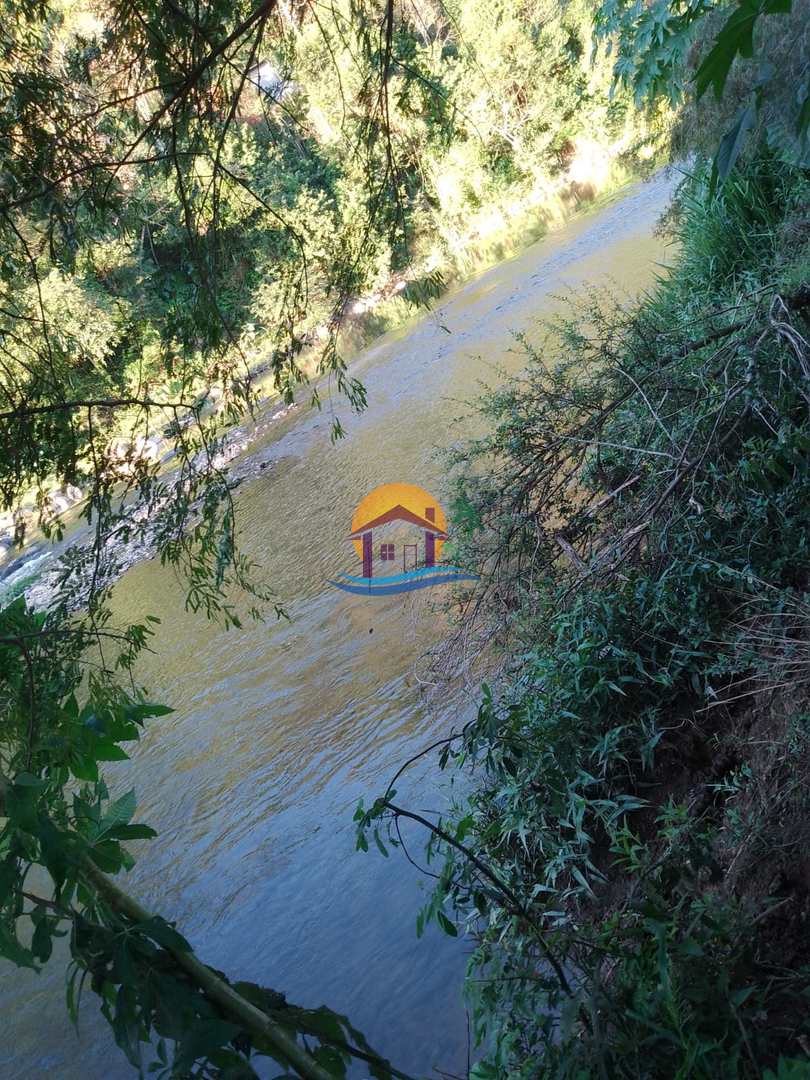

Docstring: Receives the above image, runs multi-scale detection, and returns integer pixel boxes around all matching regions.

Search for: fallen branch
[79,857,337,1080]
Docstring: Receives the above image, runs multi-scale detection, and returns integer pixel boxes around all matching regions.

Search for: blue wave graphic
[337,564,472,586]
[329,566,478,595]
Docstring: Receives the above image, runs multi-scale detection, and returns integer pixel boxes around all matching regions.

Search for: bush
[359,151,810,1077]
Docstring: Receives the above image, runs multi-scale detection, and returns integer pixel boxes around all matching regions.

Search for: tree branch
[80,856,334,1080]
[0,397,189,422]
[380,799,574,997]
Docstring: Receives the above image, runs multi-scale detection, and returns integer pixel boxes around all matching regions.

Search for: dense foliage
[354,8,810,1078]
[2,0,808,1075]
[359,153,810,1076]
[594,0,809,180]
[0,0,657,1075]
[0,0,653,540]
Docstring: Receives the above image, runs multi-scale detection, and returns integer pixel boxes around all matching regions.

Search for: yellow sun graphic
[350,482,447,560]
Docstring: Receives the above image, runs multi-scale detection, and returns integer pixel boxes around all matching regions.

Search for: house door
[403,544,417,572]
[362,532,373,578]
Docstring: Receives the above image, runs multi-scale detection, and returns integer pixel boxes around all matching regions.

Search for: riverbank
[0,137,658,588]
[331,140,659,360]
[408,152,810,1076]
[0,162,668,612]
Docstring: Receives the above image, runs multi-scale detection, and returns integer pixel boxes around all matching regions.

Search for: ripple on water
[0,170,678,1080]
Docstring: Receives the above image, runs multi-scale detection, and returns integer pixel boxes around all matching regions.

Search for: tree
[0,0,434,1074]
[593,0,810,181]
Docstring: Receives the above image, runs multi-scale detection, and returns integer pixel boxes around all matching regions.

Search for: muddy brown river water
[0,170,678,1078]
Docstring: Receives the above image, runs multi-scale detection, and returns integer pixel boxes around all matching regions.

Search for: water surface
[0,171,677,1079]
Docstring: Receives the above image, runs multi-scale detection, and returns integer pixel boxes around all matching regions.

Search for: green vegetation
[0,0,659,1075]
[356,4,810,1078]
[358,88,810,1080]
[594,0,810,176]
[0,0,656,544]
[1,0,809,1076]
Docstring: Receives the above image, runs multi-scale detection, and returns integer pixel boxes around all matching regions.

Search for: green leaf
[112,824,158,841]
[139,916,192,953]
[93,741,130,762]
[711,103,757,192]
[100,790,136,835]
[13,773,46,788]
[70,756,99,783]
[694,0,789,101]
[112,983,142,1067]
[455,815,474,842]
[87,840,126,873]
[6,780,41,832]
[175,1019,241,1070]
[0,856,18,900]
[0,922,37,969]
[31,910,53,962]
[763,1059,810,1080]
[436,909,458,937]
[798,88,810,139]
[470,1061,500,1079]
[372,829,389,858]
[731,985,756,1006]
[312,1044,348,1075]
[124,702,173,724]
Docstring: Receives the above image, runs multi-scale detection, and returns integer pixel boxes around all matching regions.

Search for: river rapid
[0,170,678,1079]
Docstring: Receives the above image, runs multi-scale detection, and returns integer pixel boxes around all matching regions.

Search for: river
[0,170,677,1079]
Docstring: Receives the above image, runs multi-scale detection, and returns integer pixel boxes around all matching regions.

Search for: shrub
[359,151,810,1077]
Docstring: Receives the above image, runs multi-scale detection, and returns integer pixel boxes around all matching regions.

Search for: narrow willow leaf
[710,103,757,193]
[436,909,458,937]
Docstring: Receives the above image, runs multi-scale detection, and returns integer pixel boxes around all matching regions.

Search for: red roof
[349,504,448,539]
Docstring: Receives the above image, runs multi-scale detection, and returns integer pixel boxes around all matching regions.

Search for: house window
[380,543,395,561]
